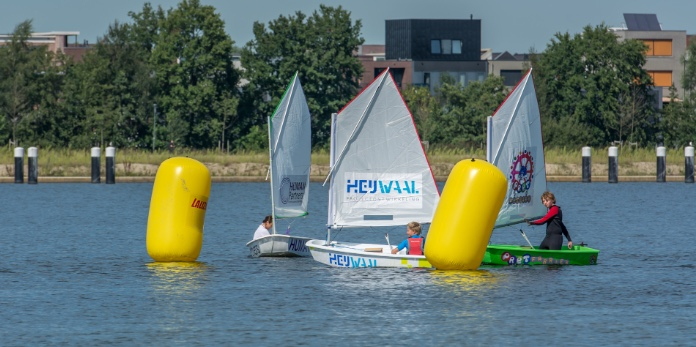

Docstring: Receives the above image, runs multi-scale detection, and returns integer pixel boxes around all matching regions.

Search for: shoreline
[0,175,688,183]
[1,159,690,183]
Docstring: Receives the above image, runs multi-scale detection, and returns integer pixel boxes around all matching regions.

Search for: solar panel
[624,13,661,31]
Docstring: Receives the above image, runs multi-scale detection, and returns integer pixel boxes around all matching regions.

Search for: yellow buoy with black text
[146,157,211,262]
[425,159,506,270]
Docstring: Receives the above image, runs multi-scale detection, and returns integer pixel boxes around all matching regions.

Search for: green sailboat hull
[482,244,600,265]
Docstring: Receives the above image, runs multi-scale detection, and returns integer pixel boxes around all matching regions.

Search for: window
[431,39,463,55]
[641,39,672,56]
[442,39,452,54]
[452,40,462,54]
[500,70,523,86]
[648,71,672,87]
[653,40,672,56]
[390,68,405,88]
[431,40,441,54]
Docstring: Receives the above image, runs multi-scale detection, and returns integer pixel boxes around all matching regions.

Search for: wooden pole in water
[581,146,591,183]
[608,146,618,183]
[91,147,101,183]
[28,147,38,184]
[656,146,666,182]
[14,147,24,184]
[686,145,694,183]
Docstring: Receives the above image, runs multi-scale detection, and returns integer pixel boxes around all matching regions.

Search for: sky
[1,0,695,54]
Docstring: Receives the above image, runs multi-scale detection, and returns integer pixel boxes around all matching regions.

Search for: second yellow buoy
[425,159,506,270]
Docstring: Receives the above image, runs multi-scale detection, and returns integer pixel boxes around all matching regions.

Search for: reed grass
[424,146,687,166]
[0,145,690,176]
[587,146,685,166]
[426,147,487,163]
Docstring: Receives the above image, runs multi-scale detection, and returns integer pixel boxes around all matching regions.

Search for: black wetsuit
[531,205,572,250]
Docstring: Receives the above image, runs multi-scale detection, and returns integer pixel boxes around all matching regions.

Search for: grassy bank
[0,146,691,177]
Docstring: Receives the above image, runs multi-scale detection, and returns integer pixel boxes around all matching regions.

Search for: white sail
[487,70,547,227]
[327,69,440,228]
[269,72,311,220]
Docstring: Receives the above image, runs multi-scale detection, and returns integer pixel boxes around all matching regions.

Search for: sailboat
[246,72,313,257]
[481,70,599,265]
[305,69,441,268]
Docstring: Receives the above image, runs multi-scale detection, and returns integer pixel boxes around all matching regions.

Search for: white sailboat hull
[246,234,313,257]
[306,239,432,268]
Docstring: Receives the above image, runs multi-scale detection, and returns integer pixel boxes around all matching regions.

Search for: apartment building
[484,50,529,87]
[0,31,91,62]
[358,18,487,92]
[612,13,689,102]
[358,13,692,101]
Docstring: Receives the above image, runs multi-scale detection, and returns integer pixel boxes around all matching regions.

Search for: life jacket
[407,237,424,255]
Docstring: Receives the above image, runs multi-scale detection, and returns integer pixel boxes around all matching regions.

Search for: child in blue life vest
[391,221,425,255]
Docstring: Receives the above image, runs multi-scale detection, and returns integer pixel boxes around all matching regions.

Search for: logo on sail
[344,172,423,209]
[508,148,536,204]
[279,175,307,204]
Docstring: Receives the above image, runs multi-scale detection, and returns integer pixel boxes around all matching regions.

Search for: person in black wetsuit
[525,191,573,250]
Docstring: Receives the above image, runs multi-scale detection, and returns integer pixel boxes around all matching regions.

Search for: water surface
[0,182,693,346]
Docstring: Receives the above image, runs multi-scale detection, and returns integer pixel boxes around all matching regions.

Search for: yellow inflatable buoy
[146,157,211,262]
[425,159,506,270]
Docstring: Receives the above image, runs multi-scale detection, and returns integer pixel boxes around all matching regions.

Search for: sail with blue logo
[486,69,547,228]
[327,69,440,228]
[269,72,311,224]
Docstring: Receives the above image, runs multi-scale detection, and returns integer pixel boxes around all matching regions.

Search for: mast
[267,115,277,235]
[326,112,337,244]
[486,116,493,163]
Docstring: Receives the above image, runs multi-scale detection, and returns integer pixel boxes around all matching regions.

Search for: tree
[616,83,653,146]
[533,24,655,147]
[241,5,364,148]
[151,0,240,149]
[682,36,696,97]
[61,4,164,149]
[212,91,238,151]
[62,24,151,148]
[0,20,73,148]
[661,87,696,148]
[25,51,71,147]
[402,85,440,146]
[421,74,507,148]
[0,21,38,146]
[60,1,241,150]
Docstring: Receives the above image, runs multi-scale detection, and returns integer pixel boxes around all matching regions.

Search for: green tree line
[1,1,694,152]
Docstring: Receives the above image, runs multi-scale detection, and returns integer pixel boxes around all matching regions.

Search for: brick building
[0,31,91,62]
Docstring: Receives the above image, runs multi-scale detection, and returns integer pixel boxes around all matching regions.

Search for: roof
[32,31,80,36]
[489,51,530,61]
[494,51,516,60]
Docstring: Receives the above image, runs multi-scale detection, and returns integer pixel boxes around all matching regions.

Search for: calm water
[1,181,694,346]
